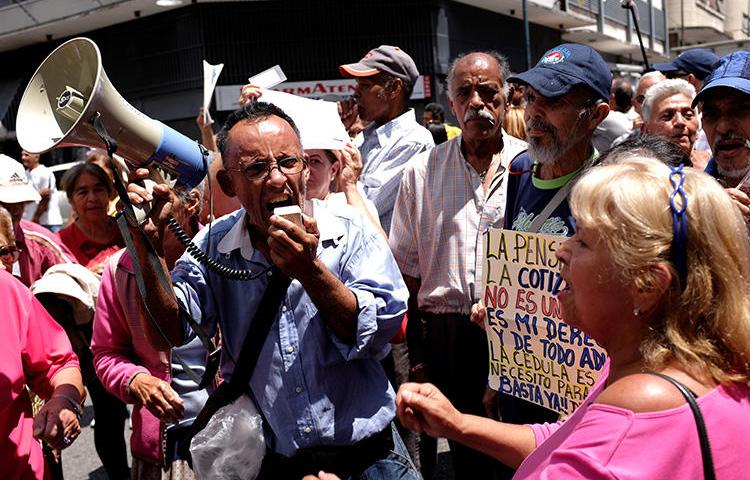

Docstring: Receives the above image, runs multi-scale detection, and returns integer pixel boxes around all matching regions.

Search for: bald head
[634,71,666,114]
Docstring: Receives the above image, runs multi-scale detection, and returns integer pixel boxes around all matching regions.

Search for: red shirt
[16,220,77,287]
[58,221,124,273]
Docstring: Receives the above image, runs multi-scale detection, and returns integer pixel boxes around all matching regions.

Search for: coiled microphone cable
[166,215,272,281]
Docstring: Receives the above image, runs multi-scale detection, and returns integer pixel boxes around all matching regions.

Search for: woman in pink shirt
[394,157,750,479]
[0,270,84,479]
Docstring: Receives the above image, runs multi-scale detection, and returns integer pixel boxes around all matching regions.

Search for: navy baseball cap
[692,50,750,107]
[508,44,611,102]
[652,48,719,81]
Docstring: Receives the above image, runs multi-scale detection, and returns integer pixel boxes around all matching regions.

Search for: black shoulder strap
[649,372,716,480]
[183,269,291,456]
[224,267,292,398]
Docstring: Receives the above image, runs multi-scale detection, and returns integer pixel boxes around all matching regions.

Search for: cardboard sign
[482,228,607,415]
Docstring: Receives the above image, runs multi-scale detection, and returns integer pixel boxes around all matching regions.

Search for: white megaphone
[16,37,206,188]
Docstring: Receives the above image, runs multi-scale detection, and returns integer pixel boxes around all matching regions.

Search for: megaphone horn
[16,37,206,188]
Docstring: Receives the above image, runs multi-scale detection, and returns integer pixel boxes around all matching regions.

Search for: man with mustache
[125,102,418,479]
[496,44,610,449]
[693,50,750,219]
[389,51,527,478]
[339,45,434,234]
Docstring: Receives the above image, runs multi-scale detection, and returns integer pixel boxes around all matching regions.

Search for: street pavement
[61,395,127,480]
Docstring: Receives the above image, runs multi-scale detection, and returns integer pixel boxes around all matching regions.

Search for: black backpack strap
[648,372,716,480]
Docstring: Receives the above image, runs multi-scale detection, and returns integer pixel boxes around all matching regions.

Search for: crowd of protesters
[2,39,750,480]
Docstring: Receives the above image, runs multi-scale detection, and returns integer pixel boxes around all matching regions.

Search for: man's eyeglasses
[230,156,306,181]
[0,245,19,258]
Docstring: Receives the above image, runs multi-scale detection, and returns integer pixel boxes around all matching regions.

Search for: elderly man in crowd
[506,43,610,235]
[693,50,750,217]
[640,79,703,167]
[653,48,719,92]
[631,70,666,129]
[338,45,434,233]
[655,48,720,161]
[390,50,527,479]
[491,45,610,464]
[125,101,418,479]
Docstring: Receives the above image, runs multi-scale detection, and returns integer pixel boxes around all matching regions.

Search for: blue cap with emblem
[508,43,611,102]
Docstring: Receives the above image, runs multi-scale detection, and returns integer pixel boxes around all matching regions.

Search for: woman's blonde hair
[503,106,526,141]
[571,157,750,385]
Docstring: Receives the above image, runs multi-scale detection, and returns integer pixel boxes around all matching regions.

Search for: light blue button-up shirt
[171,200,408,456]
[359,108,434,234]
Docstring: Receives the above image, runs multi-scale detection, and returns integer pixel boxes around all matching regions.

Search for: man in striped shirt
[390,50,526,479]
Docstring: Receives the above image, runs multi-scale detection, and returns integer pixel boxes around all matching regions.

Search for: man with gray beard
[693,50,750,219]
[390,51,526,478]
[504,44,610,237]
[496,44,610,451]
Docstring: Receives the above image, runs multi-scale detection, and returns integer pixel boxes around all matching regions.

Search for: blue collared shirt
[359,109,434,233]
[171,200,407,456]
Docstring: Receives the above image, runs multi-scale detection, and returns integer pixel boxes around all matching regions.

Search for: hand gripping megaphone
[16,37,206,188]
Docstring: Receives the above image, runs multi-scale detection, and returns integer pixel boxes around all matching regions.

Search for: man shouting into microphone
[126,102,418,479]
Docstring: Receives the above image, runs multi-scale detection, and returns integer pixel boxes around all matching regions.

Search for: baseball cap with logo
[692,50,750,107]
[339,45,419,85]
[0,154,41,204]
[508,43,611,102]
[653,48,720,81]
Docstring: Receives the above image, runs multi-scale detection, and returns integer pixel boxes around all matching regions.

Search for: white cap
[31,263,101,325]
[0,154,41,204]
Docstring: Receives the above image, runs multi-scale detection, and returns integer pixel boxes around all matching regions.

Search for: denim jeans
[358,423,421,480]
[259,423,421,480]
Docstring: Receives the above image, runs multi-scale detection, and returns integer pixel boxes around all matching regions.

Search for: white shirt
[389,131,527,314]
[23,164,62,227]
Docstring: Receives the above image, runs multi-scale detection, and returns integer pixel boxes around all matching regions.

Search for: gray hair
[446,51,511,100]
[641,79,696,123]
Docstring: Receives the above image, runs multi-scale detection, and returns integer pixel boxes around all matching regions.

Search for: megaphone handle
[132,180,156,225]
[90,112,118,158]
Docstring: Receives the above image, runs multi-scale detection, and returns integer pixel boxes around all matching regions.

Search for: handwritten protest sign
[482,228,607,416]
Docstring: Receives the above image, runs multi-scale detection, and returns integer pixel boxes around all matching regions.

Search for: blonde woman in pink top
[392,156,750,479]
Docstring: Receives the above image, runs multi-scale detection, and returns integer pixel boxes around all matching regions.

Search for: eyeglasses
[634,94,645,105]
[230,156,306,181]
[0,245,19,258]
